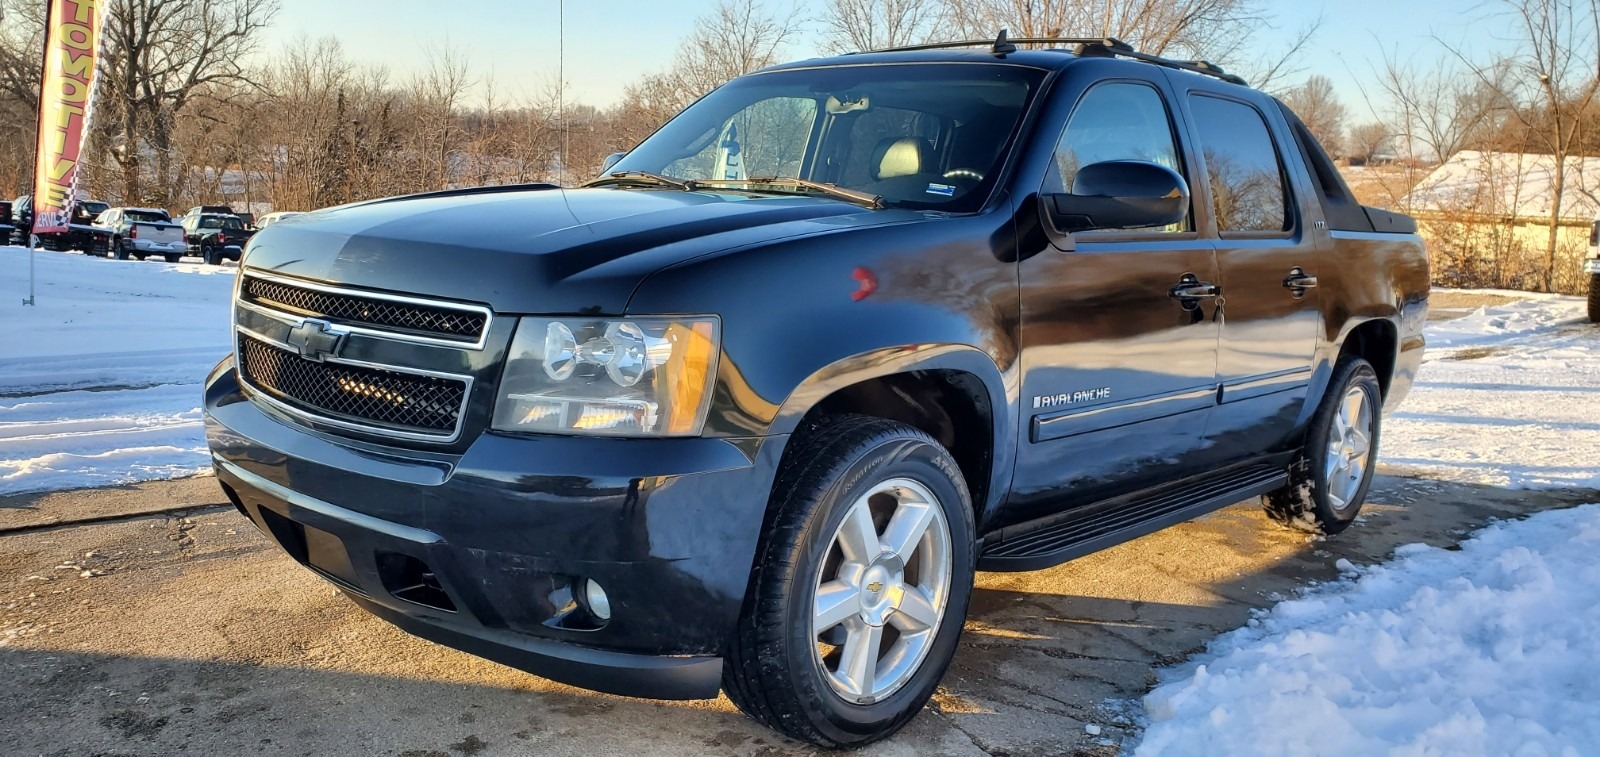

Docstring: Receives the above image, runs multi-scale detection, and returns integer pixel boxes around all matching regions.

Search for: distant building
[1403,151,1600,291]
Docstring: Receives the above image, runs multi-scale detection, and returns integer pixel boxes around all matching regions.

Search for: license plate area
[256,506,361,590]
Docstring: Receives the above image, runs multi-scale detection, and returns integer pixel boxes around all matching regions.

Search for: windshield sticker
[925,183,956,197]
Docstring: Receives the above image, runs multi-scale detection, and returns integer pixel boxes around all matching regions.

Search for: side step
[979,464,1288,572]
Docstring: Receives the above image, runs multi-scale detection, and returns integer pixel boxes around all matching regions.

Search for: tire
[202,245,218,265]
[163,252,182,263]
[1263,357,1382,535]
[723,414,975,748]
[112,240,128,260]
[1587,273,1599,324]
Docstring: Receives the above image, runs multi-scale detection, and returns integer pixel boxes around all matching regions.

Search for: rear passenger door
[1178,88,1322,454]
[1010,76,1221,524]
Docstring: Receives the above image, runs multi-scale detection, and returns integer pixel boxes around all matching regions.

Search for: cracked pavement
[1,473,1594,756]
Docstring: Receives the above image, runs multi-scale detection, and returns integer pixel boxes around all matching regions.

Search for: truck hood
[242,186,921,314]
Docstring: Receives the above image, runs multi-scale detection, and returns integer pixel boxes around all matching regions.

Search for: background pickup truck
[182,213,254,264]
[0,199,11,242]
[91,207,189,262]
[9,196,109,251]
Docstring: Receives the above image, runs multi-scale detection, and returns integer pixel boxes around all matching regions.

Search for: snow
[1137,294,1600,755]
[0,246,233,495]
[1137,504,1600,756]
[1382,295,1600,490]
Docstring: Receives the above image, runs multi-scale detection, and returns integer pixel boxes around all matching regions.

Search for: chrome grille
[238,334,466,436]
[241,274,488,343]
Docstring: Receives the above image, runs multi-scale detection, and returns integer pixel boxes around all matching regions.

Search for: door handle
[1169,275,1220,300]
[1283,267,1318,297]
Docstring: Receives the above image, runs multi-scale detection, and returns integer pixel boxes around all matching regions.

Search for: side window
[667,96,818,181]
[1043,81,1185,220]
[1188,95,1291,234]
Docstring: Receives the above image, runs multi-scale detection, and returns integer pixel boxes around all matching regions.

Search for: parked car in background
[91,207,189,262]
[182,213,253,264]
[254,211,303,229]
[0,199,12,242]
[235,211,257,228]
[179,204,235,222]
[9,195,108,251]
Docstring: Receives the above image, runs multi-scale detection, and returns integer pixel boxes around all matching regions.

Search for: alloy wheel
[811,477,951,705]
[1324,385,1375,509]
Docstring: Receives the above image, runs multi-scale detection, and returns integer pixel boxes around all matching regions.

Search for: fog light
[583,579,611,621]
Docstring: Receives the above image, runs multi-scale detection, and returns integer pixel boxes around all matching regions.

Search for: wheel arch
[770,345,1015,529]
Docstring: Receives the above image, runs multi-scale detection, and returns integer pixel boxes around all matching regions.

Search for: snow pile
[1383,295,1600,490]
[0,246,233,494]
[1137,504,1600,756]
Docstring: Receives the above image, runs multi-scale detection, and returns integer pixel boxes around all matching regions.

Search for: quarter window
[1189,95,1291,233]
[1044,82,1186,231]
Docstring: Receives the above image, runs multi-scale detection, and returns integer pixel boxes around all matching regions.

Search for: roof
[1405,151,1600,222]
[761,46,1254,91]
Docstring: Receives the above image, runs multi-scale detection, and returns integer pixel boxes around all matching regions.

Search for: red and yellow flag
[32,0,105,234]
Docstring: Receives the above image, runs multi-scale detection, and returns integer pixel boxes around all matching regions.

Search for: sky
[259,0,1511,122]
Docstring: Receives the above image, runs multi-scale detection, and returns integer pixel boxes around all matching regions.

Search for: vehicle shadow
[0,474,1593,756]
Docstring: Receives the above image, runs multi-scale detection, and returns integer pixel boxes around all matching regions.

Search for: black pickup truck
[204,36,1429,748]
[182,213,254,264]
[9,195,109,250]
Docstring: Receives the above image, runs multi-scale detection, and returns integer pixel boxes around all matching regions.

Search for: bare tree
[1347,121,1391,165]
[614,0,804,151]
[1376,52,1513,164]
[97,0,280,206]
[937,0,1266,60]
[1446,0,1600,290]
[819,0,936,54]
[1280,75,1348,157]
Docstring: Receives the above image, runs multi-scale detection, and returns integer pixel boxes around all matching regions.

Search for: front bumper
[205,362,787,700]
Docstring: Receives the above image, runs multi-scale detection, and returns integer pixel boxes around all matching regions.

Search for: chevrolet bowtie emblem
[866,582,884,593]
[286,318,347,363]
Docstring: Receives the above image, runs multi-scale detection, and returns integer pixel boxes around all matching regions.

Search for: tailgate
[137,223,184,244]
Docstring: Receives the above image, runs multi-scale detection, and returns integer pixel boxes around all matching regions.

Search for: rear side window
[1189,95,1291,234]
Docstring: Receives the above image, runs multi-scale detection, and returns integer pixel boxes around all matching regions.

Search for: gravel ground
[2,473,1593,756]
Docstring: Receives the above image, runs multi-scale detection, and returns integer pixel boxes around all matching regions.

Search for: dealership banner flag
[31,0,105,235]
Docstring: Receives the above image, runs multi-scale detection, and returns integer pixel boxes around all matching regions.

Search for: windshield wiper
[582,171,690,191]
[686,177,885,210]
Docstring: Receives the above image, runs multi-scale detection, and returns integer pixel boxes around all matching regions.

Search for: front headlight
[491,316,720,437]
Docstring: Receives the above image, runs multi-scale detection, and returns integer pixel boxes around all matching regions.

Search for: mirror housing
[600,152,626,174]
[1045,160,1189,233]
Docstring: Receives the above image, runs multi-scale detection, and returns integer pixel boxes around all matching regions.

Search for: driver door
[1008,77,1221,524]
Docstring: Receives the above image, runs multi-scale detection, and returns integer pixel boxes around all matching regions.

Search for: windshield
[125,210,168,223]
[610,63,1047,212]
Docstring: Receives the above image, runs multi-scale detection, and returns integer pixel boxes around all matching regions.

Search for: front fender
[770,344,1016,520]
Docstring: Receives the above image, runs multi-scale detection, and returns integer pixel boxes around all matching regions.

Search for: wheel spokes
[814,580,860,633]
[890,586,940,633]
[880,500,936,564]
[836,622,884,697]
[836,500,882,564]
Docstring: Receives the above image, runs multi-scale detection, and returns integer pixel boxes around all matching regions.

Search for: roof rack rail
[852,30,1249,87]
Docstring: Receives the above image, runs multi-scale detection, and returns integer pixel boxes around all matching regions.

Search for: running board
[979,464,1288,572]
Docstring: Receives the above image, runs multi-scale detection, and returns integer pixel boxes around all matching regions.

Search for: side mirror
[600,152,626,174]
[1046,160,1189,233]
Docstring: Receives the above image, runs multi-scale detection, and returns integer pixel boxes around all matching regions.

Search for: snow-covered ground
[1139,294,1600,755]
[1138,504,1600,755]
[1383,294,1600,490]
[0,246,233,495]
